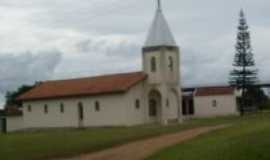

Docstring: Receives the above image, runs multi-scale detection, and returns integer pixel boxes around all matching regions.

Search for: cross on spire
[157,0,162,11]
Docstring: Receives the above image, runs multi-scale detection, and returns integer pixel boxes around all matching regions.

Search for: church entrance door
[148,90,162,123]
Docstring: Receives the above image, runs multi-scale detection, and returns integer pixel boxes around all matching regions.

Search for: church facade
[17,3,183,128]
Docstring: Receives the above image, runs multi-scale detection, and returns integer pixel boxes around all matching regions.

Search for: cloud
[1,0,270,106]
[76,35,141,57]
[0,50,62,107]
[53,34,142,80]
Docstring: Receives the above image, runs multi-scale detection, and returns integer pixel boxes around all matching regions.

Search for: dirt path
[59,125,228,160]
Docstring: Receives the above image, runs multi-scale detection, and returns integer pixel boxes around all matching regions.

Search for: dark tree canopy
[246,88,268,109]
[229,10,258,114]
[230,10,257,88]
[5,85,35,107]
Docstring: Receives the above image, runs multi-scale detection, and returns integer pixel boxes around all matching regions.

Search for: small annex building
[0,106,23,133]
[182,86,239,118]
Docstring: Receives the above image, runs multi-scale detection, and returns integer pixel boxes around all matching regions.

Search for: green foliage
[258,100,270,110]
[146,113,270,160]
[247,87,268,108]
[237,88,269,111]
[229,10,257,88]
[229,10,258,115]
[5,85,35,107]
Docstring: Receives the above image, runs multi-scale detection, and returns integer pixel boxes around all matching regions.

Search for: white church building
[17,2,183,128]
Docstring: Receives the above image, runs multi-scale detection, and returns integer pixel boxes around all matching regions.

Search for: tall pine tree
[229,9,258,115]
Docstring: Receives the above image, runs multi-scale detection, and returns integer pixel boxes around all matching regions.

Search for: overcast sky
[0,0,270,107]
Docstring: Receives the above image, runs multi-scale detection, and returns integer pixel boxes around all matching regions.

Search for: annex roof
[195,86,235,97]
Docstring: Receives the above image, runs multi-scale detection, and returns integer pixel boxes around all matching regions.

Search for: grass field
[0,116,239,160]
[146,112,270,160]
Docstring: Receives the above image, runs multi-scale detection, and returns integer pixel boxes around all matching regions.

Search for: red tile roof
[195,86,235,97]
[17,72,147,101]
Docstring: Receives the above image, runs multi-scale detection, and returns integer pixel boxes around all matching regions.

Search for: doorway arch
[148,90,162,123]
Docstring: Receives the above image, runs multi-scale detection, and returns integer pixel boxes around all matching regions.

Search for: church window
[27,105,32,112]
[44,104,48,114]
[95,101,100,112]
[151,57,157,72]
[135,99,140,109]
[60,103,64,113]
[78,102,84,120]
[212,100,217,107]
[168,56,173,71]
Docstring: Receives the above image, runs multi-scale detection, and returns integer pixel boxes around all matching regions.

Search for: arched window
[78,102,84,120]
[44,104,48,114]
[168,56,173,71]
[212,100,217,107]
[135,99,140,109]
[27,105,32,112]
[95,101,100,112]
[60,103,64,113]
[151,57,157,72]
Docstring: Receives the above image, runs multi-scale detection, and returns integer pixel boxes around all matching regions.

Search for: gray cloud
[76,36,141,58]
[1,0,270,106]
[0,50,62,107]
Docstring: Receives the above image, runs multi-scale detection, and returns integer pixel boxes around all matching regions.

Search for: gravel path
[58,125,228,160]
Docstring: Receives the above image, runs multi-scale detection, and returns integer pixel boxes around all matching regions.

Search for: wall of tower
[142,46,182,124]
[142,47,180,86]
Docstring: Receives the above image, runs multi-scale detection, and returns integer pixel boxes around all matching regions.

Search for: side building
[0,105,23,133]
[182,86,239,118]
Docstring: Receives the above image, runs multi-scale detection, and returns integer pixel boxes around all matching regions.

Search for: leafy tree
[247,88,268,109]
[229,10,258,115]
[5,85,35,107]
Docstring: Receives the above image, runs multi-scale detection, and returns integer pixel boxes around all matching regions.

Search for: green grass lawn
[0,116,239,160]
[146,112,270,160]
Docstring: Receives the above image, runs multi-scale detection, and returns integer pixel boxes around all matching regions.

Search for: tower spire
[144,0,176,47]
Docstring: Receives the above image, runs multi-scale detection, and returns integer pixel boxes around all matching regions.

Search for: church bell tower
[143,0,182,124]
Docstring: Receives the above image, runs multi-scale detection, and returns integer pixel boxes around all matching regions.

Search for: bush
[258,100,270,110]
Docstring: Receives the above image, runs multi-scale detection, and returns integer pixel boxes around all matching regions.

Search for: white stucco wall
[143,48,180,85]
[143,47,182,124]
[194,95,239,117]
[166,90,180,120]
[124,82,148,126]
[82,94,128,127]
[21,75,182,129]
[22,81,152,129]
[23,98,79,128]
[143,50,163,84]
[6,116,24,132]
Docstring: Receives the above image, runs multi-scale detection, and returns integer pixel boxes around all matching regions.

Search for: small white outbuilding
[0,106,24,133]
[193,87,239,117]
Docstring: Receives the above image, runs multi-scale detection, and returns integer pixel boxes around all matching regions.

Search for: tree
[246,88,268,110]
[229,9,258,115]
[5,85,35,107]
